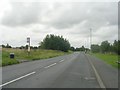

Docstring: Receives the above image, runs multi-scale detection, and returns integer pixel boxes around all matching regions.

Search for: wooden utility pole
[90,28,92,52]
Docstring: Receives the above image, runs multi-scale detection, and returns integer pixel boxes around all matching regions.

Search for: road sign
[27,37,30,53]
[27,37,30,43]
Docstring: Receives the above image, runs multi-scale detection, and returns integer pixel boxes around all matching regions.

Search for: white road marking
[0,71,36,87]
[59,60,64,62]
[86,54,106,89]
[85,77,95,80]
[44,63,57,68]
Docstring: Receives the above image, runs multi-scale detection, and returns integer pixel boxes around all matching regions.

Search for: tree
[80,46,85,51]
[6,43,12,48]
[25,45,28,49]
[70,46,75,51]
[109,44,114,53]
[91,44,100,53]
[118,40,120,55]
[113,40,118,54]
[2,45,5,48]
[112,40,120,55]
[75,48,80,51]
[19,46,25,49]
[40,34,70,52]
[100,41,110,53]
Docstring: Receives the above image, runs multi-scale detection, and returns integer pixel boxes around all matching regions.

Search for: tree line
[70,46,89,52]
[2,44,38,50]
[2,44,12,48]
[1,34,119,54]
[91,40,120,55]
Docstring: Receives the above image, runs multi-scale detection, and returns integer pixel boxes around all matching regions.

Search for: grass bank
[2,48,71,66]
[92,53,119,69]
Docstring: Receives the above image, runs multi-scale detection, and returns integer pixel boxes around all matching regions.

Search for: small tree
[70,46,75,51]
[2,45,5,48]
[6,43,12,48]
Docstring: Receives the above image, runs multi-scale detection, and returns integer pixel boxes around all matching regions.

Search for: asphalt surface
[1,52,118,88]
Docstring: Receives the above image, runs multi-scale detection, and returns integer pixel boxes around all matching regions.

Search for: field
[92,53,119,69]
[2,48,70,66]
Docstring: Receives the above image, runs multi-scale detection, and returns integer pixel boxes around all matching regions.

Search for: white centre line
[44,63,57,68]
[0,71,36,87]
[59,60,64,62]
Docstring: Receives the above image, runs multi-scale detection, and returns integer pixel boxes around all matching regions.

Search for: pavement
[1,52,118,88]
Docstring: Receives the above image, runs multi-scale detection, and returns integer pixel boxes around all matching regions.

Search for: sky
[0,0,118,48]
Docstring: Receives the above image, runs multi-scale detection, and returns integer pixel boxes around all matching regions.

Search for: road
[1,52,118,88]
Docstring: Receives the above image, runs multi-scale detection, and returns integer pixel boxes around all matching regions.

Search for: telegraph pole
[90,28,92,52]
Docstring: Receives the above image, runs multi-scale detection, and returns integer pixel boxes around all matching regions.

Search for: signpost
[27,37,30,55]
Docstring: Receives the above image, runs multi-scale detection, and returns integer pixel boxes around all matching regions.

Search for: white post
[27,37,30,55]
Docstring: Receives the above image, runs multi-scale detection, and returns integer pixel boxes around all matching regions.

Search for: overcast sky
[0,0,118,48]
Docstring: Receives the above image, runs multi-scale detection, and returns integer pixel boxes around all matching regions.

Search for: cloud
[41,2,118,29]
[0,1,118,48]
[1,2,117,28]
[1,2,48,27]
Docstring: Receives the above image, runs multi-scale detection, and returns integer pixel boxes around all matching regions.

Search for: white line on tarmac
[59,60,64,62]
[0,71,36,87]
[86,54,106,89]
[44,63,57,68]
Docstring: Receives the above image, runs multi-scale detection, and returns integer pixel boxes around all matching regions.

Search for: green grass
[0,51,2,66]
[2,48,71,66]
[92,53,119,69]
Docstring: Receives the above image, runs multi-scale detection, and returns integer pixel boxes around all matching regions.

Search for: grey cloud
[1,2,47,27]
[46,2,117,29]
[1,2,117,29]
[0,2,118,47]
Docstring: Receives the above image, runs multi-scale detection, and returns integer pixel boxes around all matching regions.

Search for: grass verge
[2,48,71,66]
[92,53,119,69]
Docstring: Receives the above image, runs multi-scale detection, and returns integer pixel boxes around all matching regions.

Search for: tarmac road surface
[1,52,118,88]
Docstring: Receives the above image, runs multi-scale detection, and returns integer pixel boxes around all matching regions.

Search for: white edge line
[87,55,106,89]
[44,63,57,68]
[59,60,64,62]
[0,71,36,87]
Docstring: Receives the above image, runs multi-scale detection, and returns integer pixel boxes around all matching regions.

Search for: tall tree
[100,40,110,53]
[118,40,120,55]
[40,34,70,52]
[113,40,120,55]
[113,40,118,54]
